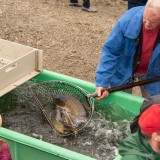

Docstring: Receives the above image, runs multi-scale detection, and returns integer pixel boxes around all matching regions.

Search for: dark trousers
[128,1,147,9]
[70,0,90,8]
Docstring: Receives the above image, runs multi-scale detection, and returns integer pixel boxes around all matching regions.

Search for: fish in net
[29,81,94,136]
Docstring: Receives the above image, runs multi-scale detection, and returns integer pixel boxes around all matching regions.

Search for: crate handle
[5,63,18,72]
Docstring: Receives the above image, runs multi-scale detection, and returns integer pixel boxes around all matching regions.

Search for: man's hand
[96,87,109,100]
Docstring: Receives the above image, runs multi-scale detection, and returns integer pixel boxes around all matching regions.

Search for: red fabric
[137,25,160,73]
[138,104,160,134]
[0,143,12,160]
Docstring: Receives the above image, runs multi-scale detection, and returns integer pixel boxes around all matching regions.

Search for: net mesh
[29,81,94,136]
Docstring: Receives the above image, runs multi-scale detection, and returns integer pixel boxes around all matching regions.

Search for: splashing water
[59,111,131,160]
[1,81,135,160]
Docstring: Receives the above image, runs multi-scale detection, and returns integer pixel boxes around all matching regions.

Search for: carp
[51,94,88,134]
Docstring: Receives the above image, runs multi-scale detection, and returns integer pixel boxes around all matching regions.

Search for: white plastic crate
[0,39,43,97]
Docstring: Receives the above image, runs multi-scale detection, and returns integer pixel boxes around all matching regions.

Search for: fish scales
[64,95,86,116]
[50,94,89,134]
[52,95,86,116]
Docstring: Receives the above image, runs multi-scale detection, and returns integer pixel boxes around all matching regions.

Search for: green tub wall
[0,70,145,160]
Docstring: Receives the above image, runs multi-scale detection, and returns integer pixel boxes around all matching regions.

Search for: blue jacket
[96,6,160,96]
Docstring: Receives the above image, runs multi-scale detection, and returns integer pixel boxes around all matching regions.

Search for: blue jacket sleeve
[95,20,125,88]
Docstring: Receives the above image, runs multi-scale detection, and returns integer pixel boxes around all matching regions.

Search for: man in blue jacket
[95,0,160,100]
